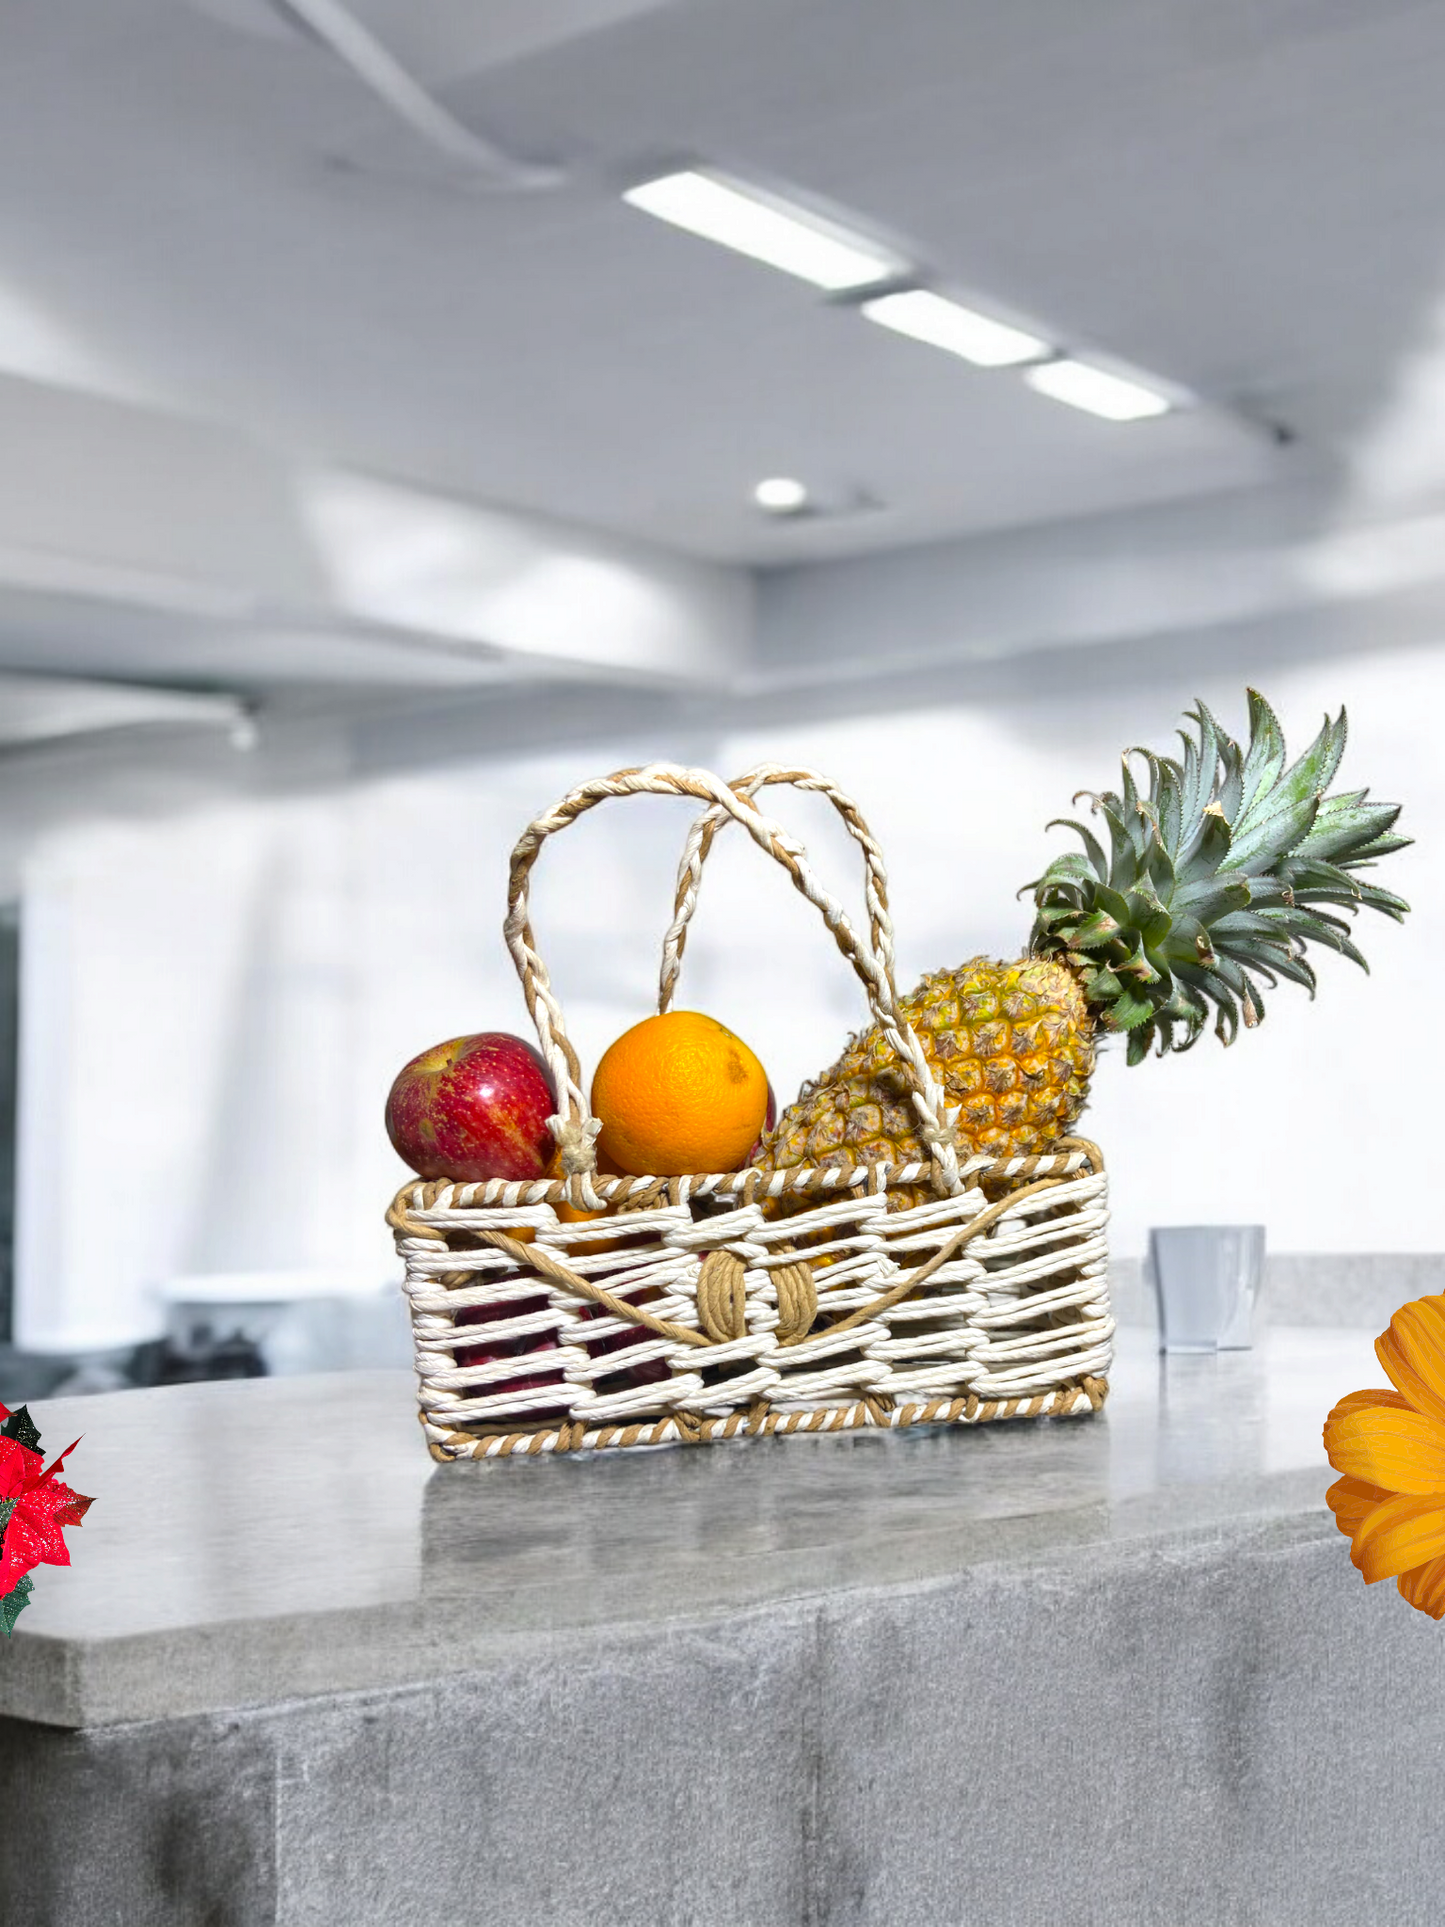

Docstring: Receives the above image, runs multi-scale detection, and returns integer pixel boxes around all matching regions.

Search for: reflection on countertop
[3,1326,1382,1729]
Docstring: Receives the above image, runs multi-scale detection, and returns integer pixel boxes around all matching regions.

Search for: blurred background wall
[4,630,1435,1353]
[3,0,1445,1356]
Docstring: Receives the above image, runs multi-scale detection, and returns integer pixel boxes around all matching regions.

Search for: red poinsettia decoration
[0,1398,94,1635]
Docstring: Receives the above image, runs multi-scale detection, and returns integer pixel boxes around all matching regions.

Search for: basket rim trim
[423,1373,1112,1458]
[386,1134,1104,1217]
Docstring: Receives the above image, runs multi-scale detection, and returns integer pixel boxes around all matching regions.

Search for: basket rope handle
[658,764,897,1004]
[504,763,960,1196]
[657,764,961,1197]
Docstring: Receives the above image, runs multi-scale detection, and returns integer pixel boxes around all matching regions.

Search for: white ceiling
[5,0,1445,576]
[191,0,683,84]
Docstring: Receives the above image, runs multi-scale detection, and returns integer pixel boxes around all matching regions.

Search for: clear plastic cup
[1147,1225,1266,1354]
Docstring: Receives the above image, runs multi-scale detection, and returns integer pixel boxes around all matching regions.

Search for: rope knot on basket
[913,1094,964,1198]
[772,1254,818,1344]
[549,1111,601,1172]
[696,1251,747,1343]
[548,1111,606,1209]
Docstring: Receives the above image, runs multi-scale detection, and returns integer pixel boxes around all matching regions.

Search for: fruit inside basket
[387,697,1407,1459]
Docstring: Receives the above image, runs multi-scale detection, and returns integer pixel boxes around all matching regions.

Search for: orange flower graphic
[1324,1294,1445,1619]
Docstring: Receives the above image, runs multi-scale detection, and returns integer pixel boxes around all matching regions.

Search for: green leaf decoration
[0,1407,41,1454]
[1235,689,1286,822]
[1027,692,1410,1060]
[0,1573,33,1637]
[1104,983,1157,1030]
[0,1497,13,1534]
[1046,818,1109,882]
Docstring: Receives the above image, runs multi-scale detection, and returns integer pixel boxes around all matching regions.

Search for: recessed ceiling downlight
[753,477,810,514]
[1024,358,1174,421]
[622,170,904,292]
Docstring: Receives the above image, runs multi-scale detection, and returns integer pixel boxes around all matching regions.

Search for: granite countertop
[0,1327,1383,1729]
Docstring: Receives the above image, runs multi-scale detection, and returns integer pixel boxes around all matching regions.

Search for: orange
[591,1010,770,1177]
[555,1198,604,1227]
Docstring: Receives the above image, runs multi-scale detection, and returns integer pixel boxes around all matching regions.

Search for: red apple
[580,1300,670,1389]
[455,1291,570,1420]
[386,1031,556,1182]
[455,1293,666,1413]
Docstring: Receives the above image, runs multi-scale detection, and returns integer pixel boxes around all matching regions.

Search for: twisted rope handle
[657,765,965,1192]
[660,762,960,1197]
[659,765,897,1001]
[504,763,960,1198]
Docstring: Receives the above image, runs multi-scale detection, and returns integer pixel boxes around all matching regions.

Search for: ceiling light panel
[860,289,1047,368]
[1024,359,1175,421]
[622,170,904,292]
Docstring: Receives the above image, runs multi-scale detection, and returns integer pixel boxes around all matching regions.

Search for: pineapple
[751,692,1409,1204]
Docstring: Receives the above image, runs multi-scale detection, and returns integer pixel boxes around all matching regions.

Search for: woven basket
[389,763,1113,1461]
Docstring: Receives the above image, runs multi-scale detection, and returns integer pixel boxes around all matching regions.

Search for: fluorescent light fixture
[622,169,903,291]
[753,476,809,513]
[859,288,1048,368]
[1024,358,1173,421]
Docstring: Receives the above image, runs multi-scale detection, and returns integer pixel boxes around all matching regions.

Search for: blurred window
[0,904,16,1345]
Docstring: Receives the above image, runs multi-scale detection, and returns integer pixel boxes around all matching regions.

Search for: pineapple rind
[754,956,1094,1207]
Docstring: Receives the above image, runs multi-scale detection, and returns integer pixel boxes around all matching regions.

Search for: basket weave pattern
[389,764,1114,1461]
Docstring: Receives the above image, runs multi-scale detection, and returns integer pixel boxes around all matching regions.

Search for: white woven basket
[389,764,1113,1460]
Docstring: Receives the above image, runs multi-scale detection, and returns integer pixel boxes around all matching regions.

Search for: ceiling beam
[0,372,751,697]
[0,672,251,751]
[753,474,1445,692]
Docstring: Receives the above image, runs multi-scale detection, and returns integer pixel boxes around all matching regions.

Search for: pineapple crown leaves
[1025,690,1411,1063]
